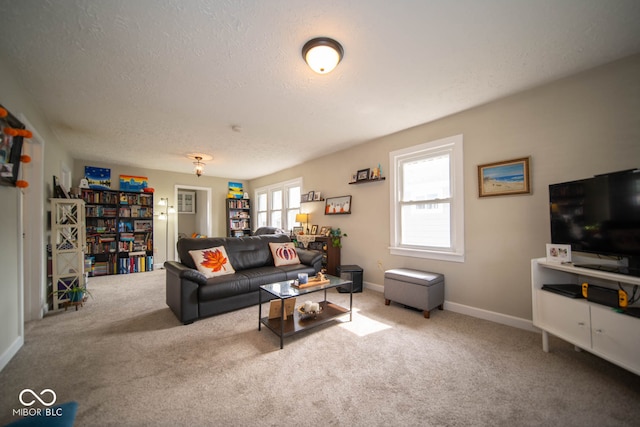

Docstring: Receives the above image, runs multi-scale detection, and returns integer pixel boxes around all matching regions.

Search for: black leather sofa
[164,234,323,324]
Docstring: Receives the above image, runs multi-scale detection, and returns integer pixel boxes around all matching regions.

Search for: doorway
[172,185,212,261]
[19,115,45,321]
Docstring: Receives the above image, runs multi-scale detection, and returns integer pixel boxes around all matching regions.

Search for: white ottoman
[384,268,444,318]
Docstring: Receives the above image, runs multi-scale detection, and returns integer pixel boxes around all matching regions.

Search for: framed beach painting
[478,157,531,197]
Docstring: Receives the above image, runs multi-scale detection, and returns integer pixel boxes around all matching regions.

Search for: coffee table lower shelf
[260,301,349,344]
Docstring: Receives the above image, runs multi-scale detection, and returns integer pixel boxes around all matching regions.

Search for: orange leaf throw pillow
[189,246,236,278]
[269,242,301,267]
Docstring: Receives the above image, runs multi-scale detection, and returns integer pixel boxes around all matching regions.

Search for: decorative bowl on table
[297,305,322,320]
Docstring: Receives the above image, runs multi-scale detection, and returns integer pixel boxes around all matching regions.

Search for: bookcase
[50,198,85,310]
[81,189,154,275]
[306,236,340,275]
[226,198,251,237]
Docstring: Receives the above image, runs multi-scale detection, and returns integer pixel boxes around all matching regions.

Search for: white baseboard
[364,281,384,293]
[363,281,538,333]
[444,301,538,332]
[0,335,23,373]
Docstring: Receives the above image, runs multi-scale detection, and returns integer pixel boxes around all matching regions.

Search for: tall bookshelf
[226,198,251,237]
[50,198,86,310]
[81,189,154,275]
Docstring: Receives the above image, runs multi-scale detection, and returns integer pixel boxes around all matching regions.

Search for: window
[389,134,464,262]
[255,178,302,232]
[256,193,268,228]
[270,189,282,228]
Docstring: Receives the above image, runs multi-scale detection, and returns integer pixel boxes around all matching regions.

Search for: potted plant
[50,283,92,310]
[329,228,347,248]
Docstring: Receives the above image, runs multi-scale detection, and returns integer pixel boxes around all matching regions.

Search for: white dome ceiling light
[302,37,344,74]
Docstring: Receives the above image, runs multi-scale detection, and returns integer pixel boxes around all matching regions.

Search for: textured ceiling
[0,0,639,179]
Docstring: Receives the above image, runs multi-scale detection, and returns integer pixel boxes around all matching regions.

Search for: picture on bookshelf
[356,168,370,181]
[119,175,148,192]
[85,166,111,190]
[134,220,153,232]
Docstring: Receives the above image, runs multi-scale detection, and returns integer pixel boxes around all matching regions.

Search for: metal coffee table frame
[258,275,353,349]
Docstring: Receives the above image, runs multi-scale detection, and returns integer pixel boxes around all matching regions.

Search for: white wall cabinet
[531,258,640,375]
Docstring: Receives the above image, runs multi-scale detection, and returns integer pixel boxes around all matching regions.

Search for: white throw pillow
[189,246,235,278]
[269,242,301,267]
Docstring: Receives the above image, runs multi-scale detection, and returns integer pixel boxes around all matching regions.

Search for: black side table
[337,265,363,293]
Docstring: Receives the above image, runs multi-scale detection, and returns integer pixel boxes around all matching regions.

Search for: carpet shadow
[104,308,181,333]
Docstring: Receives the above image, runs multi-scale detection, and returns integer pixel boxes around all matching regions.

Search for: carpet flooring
[1,269,639,426]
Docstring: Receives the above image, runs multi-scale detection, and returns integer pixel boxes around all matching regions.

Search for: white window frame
[254,177,302,232]
[389,134,464,262]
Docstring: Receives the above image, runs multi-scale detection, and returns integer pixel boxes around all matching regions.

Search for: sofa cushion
[189,246,236,278]
[269,242,301,267]
[276,263,317,280]
[177,235,292,271]
[199,274,252,301]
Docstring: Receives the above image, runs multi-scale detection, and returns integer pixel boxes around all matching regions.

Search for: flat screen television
[549,169,640,276]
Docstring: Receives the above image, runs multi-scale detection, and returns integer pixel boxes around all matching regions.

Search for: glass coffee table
[258,275,353,349]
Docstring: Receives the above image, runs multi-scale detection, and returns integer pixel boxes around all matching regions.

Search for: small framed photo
[350,174,357,183]
[268,298,296,319]
[356,168,370,182]
[310,225,318,235]
[301,194,309,202]
[325,195,352,215]
[292,226,303,235]
[324,227,331,237]
[478,157,531,197]
[308,191,315,201]
[313,191,322,201]
[546,243,571,264]
[319,226,328,236]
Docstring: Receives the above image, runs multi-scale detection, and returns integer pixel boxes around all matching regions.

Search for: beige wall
[71,160,247,264]
[251,54,640,321]
[0,58,75,368]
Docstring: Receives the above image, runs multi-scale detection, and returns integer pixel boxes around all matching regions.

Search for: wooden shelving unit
[226,198,251,237]
[81,189,154,276]
[305,236,340,276]
[50,198,85,310]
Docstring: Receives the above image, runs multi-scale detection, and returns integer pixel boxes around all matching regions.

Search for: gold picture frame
[478,157,531,197]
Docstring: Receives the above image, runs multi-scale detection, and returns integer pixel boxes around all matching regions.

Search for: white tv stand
[531,258,640,376]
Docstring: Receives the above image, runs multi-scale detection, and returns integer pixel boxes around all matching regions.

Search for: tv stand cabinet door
[535,290,591,350]
[590,304,640,375]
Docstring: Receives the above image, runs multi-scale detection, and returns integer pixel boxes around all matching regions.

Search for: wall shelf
[349,177,386,185]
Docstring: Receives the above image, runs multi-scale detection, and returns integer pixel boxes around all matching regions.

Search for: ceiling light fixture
[193,156,205,177]
[302,37,344,74]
